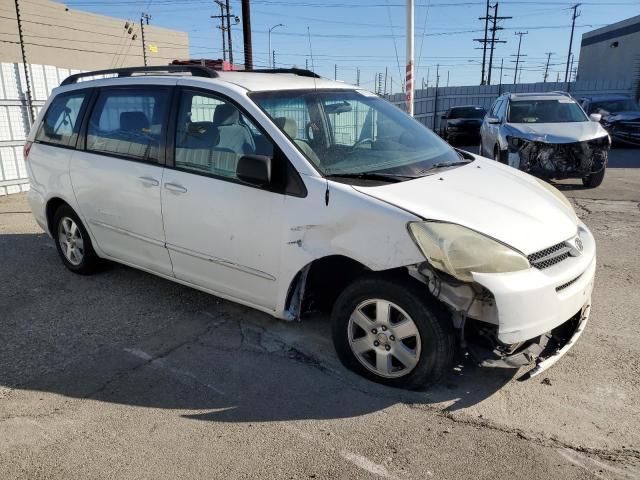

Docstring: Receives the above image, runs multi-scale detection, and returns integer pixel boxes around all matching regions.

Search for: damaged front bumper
[408,222,596,379]
[507,136,609,179]
[467,302,590,381]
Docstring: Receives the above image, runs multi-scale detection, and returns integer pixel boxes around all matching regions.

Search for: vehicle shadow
[0,232,515,425]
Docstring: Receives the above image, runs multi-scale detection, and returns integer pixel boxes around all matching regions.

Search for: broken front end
[507,135,609,180]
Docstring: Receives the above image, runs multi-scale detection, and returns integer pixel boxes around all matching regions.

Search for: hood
[606,111,640,123]
[352,156,578,255]
[505,121,607,143]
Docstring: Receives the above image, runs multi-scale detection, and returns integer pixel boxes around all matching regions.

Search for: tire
[331,276,455,390]
[494,146,508,165]
[582,168,605,188]
[53,204,102,275]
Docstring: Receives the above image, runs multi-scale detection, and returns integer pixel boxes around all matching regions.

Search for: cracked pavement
[1,150,639,479]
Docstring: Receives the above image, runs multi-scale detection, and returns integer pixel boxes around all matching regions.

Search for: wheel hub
[376,332,390,346]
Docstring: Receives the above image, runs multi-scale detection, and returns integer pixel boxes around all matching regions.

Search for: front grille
[528,241,572,269]
[556,274,582,292]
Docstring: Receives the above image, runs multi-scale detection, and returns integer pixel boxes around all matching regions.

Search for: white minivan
[26,66,595,389]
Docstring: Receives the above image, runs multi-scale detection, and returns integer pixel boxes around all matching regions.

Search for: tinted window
[36,92,86,147]
[86,88,169,162]
[174,90,273,179]
[590,99,639,113]
[448,107,486,119]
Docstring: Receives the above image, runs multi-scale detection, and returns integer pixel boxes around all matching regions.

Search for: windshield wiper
[418,160,472,173]
[325,172,419,183]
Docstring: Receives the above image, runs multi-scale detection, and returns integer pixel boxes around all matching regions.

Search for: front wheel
[331,276,455,390]
[582,168,605,188]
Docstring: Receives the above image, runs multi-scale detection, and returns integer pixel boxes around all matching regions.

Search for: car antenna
[307,27,317,91]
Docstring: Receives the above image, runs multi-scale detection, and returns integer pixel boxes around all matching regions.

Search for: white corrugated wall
[0,62,80,195]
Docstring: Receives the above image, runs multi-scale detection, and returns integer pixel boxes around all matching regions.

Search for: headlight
[408,222,530,282]
[506,135,525,151]
[534,178,577,220]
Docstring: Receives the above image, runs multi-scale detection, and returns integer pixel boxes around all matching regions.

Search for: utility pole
[476,2,509,85]
[305,58,308,70]
[377,73,382,95]
[225,0,233,64]
[426,66,430,88]
[140,12,151,67]
[565,3,581,83]
[212,1,226,61]
[479,0,490,84]
[14,0,34,125]
[556,71,560,82]
[432,64,440,130]
[272,50,276,68]
[268,24,283,68]
[512,31,528,84]
[487,3,509,85]
[384,67,388,95]
[543,52,553,82]
[498,57,503,94]
[241,0,253,70]
[405,0,415,116]
[334,64,337,80]
[356,67,360,86]
[446,70,449,87]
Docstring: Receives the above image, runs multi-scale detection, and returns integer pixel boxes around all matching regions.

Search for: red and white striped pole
[405,0,414,116]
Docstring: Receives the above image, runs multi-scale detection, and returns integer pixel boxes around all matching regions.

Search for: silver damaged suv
[479,92,610,188]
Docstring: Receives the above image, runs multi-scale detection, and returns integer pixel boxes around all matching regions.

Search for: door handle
[164,182,188,194]
[138,176,159,187]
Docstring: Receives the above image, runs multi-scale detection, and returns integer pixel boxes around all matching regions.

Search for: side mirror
[589,113,602,122]
[486,116,501,124]
[236,155,272,186]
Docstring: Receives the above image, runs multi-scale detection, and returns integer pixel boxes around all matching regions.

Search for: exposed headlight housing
[506,135,526,152]
[407,222,530,282]
[534,178,577,221]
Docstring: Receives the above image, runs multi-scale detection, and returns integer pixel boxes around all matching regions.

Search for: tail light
[23,141,32,160]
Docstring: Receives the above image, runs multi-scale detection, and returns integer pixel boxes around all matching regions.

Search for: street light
[268,23,284,68]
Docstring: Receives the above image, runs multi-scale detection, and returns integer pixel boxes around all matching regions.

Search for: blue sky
[63,0,639,91]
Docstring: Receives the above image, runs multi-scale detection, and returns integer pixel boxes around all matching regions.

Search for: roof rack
[244,68,321,78]
[60,65,218,86]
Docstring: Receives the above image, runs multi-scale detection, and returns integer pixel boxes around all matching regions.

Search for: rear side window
[36,92,87,147]
[86,87,170,162]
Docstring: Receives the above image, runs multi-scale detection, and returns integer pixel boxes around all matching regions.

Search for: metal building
[577,15,640,99]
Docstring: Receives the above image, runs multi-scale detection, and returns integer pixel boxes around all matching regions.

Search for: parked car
[480,92,610,188]
[26,66,595,389]
[578,94,640,147]
[439,105,486,144]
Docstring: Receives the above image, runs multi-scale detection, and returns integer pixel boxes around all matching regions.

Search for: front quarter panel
[275,176,424,316]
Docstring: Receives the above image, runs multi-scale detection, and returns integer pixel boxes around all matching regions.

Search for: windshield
[250,89,461,178]
[448,107,486,119]
[590,99,640,113]
[507,99,588,123]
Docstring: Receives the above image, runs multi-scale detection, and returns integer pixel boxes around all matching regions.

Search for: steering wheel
[351,137,373,150]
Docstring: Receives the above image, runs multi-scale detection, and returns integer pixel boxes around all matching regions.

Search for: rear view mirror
[589,113,602,122]
[486,116,501,124]
[236,155,272,186]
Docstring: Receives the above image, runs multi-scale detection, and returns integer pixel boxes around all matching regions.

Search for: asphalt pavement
[1,148,639,479]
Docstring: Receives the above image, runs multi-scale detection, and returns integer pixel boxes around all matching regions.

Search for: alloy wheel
[347,299,421,378]
[58,216,84,266]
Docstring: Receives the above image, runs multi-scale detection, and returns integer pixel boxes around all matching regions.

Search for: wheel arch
[45,197,71,236]
[283,254,412,320]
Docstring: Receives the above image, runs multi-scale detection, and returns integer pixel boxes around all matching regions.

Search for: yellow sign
[149,44,158,53]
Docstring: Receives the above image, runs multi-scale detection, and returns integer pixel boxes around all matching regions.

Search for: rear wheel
[582,168,605,188]
[53,205,102,274]
[331,276,455,390]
